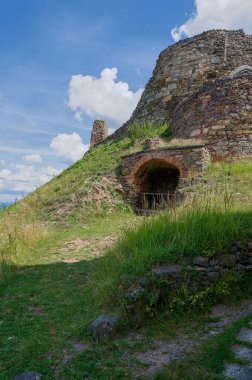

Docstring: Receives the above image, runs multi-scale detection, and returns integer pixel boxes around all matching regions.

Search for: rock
[88,315,119,340]
[223,363,252,380]
[247,241,252,250]
[237,329,252,344]
[207,271,220,281]
[192,256,210,267]
[124,287,144,302]
[143,137,164,150]
[138,278,148,287]
[236,241,245,250]
[195,267,208,272]
[62,258,80,264]
[232,345,252,364]
[219,254,236,268]
[71,342,88,352]
[152,265,182,278]
[12,373,42,380]
[62,352,75,365]
[239,255,252,265]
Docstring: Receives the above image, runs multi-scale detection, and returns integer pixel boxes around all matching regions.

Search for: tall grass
[0,203,48,282]
[128,123,171,144]
[91,160,252,307]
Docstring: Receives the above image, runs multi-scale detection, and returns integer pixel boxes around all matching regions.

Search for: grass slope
[1,123,252,379]
[92,160,252,309]
[27,123,170,221]
[1,159,252,379]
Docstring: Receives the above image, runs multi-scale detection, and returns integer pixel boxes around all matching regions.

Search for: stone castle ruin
[90,29,252,211]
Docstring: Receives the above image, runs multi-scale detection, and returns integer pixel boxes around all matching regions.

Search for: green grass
[127,122,171,143]
[0,213,139,380]
[25,123,171,221]
[155,313,252,380]
[91,160,252,308]
[1,124,252,379]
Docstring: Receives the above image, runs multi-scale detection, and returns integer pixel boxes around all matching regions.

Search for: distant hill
[0,202,13,209]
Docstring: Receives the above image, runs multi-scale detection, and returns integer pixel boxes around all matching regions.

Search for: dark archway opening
[134,159,180,211]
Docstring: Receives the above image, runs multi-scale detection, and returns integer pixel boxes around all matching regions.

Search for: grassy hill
[26,123,171,222]
[0,123,252,379]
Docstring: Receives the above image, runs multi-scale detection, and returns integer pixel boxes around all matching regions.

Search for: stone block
[192,256,210,267]
[152,265,182,278]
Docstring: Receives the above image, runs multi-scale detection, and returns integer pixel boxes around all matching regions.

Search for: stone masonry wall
[121,145,210,206]
[124,238,252,310]
[109,29,252,141]
[172,76,252,160]
[90,120,108,146]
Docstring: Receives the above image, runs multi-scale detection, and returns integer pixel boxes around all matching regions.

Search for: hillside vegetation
[27,123,171,221]
[92,159,252,311]
[1,123,252,379]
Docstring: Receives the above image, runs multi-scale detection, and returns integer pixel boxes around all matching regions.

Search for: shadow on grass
[1,208,252,379]
[0,257,108,380]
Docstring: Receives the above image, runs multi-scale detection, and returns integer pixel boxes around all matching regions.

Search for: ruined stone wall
[121,145,210,205]
[90,120,108,146]
[109,29,252,141]
[172,76,252,160]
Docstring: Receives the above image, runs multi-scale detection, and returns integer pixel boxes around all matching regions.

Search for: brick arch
[131,152,188,184]
[230,65,252,79]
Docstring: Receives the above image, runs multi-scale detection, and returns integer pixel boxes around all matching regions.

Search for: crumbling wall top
[90,120,108,146]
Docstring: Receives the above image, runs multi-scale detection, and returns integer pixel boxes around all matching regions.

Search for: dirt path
[132,298,252,379]
[223,320,252,379]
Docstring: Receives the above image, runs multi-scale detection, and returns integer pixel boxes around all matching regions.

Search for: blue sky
[0,0,251,202]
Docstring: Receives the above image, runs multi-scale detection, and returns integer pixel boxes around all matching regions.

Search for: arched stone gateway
[121,145,210,213]
[133,158,181,210]
[134,159,180,193]
[230,65,252,79]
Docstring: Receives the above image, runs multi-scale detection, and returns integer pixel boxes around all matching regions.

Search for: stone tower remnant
[113,29,252,211]
[108,29,252,161]
[90,120,108,146]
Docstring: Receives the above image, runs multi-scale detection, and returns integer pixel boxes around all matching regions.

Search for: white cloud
[0,160,5,165]
[23,154,43,163]
[0,164,62,194]
[108,127,116,136]
[68,67,143,124]
[50,132,89,163]
[171,0,252,42]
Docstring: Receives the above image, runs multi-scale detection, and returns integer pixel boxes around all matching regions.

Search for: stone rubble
[223,320,252,380]
[87,315,119,341]
[12,373,42,380]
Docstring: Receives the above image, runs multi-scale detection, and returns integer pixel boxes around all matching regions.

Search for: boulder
[88,315,119,340]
